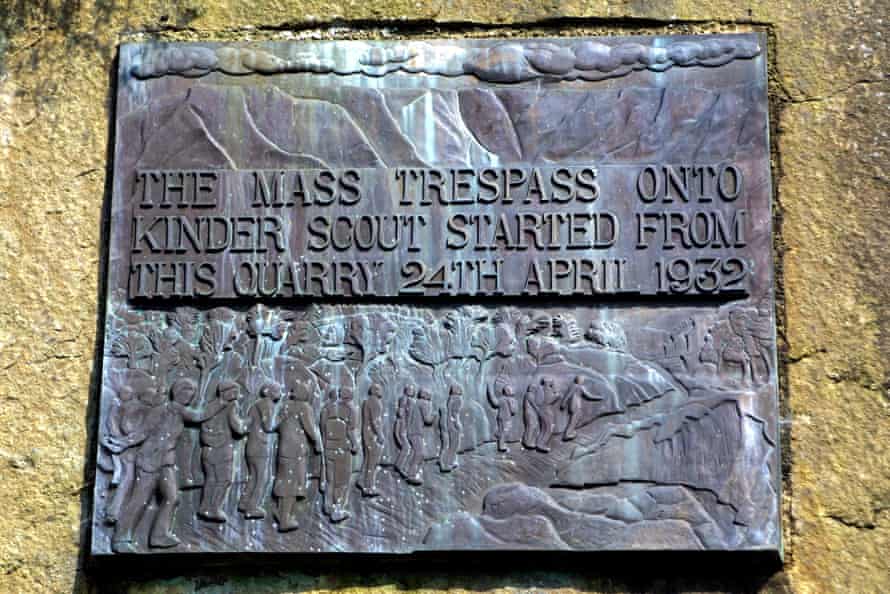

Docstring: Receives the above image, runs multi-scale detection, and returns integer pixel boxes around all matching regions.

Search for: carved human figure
[666,318,696,362]
[586,321,628,352]
[357,383,385,497]
[402,387,436,485]
[168,330,201,490]
[343,316,365,365]
[110,378,205,552]
[320,388,359,522]
[721,335,751,385]
[522,384,539,451]
[552,313,582,343]
[523,376,560,452]
[238,382,282,519]
[194,381,249,522]
[560,375,603,441]
[729,308,772,382]
[274,381,322,532]
[393,384,415,474]
[103,383,144,524]
[245,304,287,368]
[488,380,517,453]
[374,319,397,356]
[699,331,719,375]
[438,384,463,472]
[174,420,200,489]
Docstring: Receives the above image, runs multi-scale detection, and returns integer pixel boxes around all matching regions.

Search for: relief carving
[193,381,249,523]
[274,377,321,532]
[320,387,359,522]
[96,35,777,554]
[358,384,385,496]
[97,299,778,552]
[239,382,281,520]
[131,38,761,83]
[438,385,463,473]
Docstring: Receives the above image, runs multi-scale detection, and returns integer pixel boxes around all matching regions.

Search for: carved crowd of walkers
[101,302,691,552]
[101,365,605,552]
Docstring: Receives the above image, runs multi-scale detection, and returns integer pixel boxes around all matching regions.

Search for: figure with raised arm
[110,378,207,552]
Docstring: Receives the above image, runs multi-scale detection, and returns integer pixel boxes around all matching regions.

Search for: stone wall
[0,1,886,592]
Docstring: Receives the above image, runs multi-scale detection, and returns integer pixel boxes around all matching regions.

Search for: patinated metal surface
[92,34,779,555]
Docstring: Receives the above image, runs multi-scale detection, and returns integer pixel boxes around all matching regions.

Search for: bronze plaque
[93,35,779,555]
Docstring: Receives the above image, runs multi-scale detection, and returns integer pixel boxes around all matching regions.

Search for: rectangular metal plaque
[93,34,779,555]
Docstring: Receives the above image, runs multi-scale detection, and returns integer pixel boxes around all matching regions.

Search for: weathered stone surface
[0,1,886,593]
